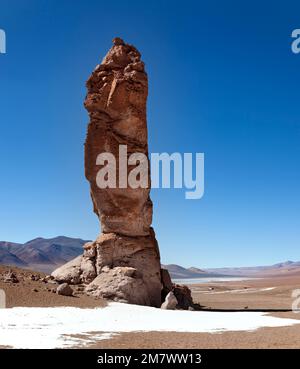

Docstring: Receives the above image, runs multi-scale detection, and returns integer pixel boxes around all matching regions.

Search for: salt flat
[0,302,299,349]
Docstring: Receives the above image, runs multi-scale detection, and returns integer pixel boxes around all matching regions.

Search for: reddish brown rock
[84,37,152,237]
[52,38,162,307]
[172,284,194,310]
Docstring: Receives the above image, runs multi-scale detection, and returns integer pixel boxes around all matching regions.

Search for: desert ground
[0,265,106,308]
[86,274,300,349]
[1,265,300,348]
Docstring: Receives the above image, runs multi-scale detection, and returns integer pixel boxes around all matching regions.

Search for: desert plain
[1,265,300,349]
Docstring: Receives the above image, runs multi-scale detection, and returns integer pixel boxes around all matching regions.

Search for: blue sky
[0,0,300,267]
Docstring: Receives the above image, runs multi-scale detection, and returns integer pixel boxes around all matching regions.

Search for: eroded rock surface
[52,38,162,307]
[84,37,152,237]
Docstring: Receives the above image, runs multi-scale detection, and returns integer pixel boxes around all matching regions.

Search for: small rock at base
[4,271,19,283]
[56,283,73,296]
[161,291,178,310]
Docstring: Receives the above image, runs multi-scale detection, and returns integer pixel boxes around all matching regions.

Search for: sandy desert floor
[84,275,300,349]
[0,265,106,308]
[1,265,300,348]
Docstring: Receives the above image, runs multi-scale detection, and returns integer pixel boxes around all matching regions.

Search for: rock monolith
[52,38,162,307]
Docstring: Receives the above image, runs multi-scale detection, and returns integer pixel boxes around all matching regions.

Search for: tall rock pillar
[52,38,162,306]
[83,38,162,306]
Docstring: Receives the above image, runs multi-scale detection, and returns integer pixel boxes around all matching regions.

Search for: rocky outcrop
[84,37,152,237]
[52,38,162,307]
[161,269,194,310]
[51,256,82,284]
[172,284,194,309]
[51,37,196,309]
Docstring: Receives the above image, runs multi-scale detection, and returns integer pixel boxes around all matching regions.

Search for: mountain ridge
[1,236,299,277]
[0,236,89,273]
[163,261,300,279]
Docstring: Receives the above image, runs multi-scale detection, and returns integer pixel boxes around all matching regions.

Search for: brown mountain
[1,238,300,279]
[0,236,89,273]
[0,247,27,268]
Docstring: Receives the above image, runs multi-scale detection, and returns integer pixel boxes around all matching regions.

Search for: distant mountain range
[163,261,300,279]
[1,236,300,277]
[204,260,300,277]
[161,264,230,279]
[0,236,89,273]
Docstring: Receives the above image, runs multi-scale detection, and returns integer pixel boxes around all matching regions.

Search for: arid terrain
[86,273,300,349]
[0,265,105,308]
[1,265,300,348]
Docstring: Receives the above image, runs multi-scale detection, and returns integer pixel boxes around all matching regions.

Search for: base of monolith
[52,228,162,307]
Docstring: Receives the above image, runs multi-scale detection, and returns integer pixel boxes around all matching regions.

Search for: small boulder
[51,255,82,284]
[86,266,150,305]
[161,291,178,310]
[56,283,73,296]
[172,284,193,310]
[4,271,19,283]
[29,274,40,281]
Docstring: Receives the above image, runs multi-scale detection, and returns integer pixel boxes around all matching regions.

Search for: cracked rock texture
[52,38,162,307]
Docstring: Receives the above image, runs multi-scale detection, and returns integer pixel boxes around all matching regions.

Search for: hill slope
[1,237,300,278]
[0,237,89,273]
[162,264,229,279]
[163,261,300,279]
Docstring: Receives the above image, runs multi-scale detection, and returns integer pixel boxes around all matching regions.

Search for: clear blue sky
[0,0,300,267]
